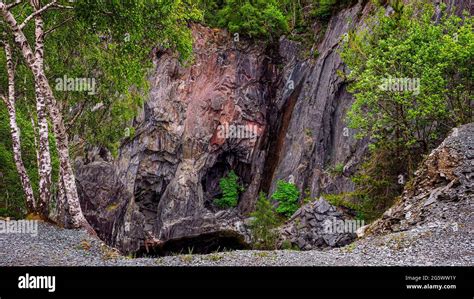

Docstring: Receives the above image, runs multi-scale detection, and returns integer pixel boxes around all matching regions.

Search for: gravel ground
[1,221,472,266]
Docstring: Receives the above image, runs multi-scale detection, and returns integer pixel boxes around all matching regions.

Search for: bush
[201,0,357,43]
[271,180,300,218]
[324,192,376,221]
[250,192,281,249]
[203,0,289,39]
[329,163,345,176]
[339,1,473,219]
[350,145,405,221]
[213,170,243,208]
[312,0,337,20]
[311,0,357,21]
[341,1,473,175]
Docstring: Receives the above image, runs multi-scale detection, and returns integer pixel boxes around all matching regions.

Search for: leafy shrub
[341,1,473,174]
[281,239,301,250]
[339,1,473,218]
[350,145,405,220]
[0,102,60,218]
[324,192,375,221]
[203,0,289,39]
[312,0,337,20]
[202,0,357,44]
[0,207,23,219]
[312,0,357,21]
[250,192,282,249]
[271,180,300,218]
[213,170,243,208]
[329,163,345,176]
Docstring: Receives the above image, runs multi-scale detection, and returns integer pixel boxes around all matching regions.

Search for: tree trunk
[32,4,52,218]
[2,42,36,213]
[0,4,92,230]
[27,107,40,165]
[54,166,67,226]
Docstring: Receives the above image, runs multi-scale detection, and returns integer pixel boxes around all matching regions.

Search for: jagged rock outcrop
[369,124,474,234]
[263,2,371,199]
[75,1,471,254]
[279,198,358,250]
[112,25,274,252]
[75,161,146,253]
[76,2,373,253]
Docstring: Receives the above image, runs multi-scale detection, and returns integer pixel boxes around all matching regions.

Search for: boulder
[278,198,359,249]
[75,161,146,253]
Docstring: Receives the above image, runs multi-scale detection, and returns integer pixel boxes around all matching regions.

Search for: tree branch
[52,3,72,9]
[18,0,55,30]
[6,0,22,10]
[44,15,73,36]
[66,100,85,133]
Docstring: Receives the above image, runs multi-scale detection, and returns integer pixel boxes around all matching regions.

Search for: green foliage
[340,1,473,220]
[279,0,356,36]
[271,180,300,218]
[74,0,202,62]
[0,103,59,218]
[350,144,405,219]
[250,192,282,249]
[281,239,298,250]
[313,0,336,20]
[202,0,356,41]
[62,0,202,155]
[324,192,376,221]
[1,1,200,215]
[341,1,473,173]
[329,163,345,176]
[213,170,243,208]
[202,0,289,39]
[3,0,202,159]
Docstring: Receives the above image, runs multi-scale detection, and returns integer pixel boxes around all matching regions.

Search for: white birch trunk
[55,166,69,226]
[2,42,36,213]
[32,2,52,218]
[27,108,40,166]
[0,4,92,231]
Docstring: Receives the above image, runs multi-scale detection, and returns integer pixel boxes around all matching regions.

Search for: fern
[213,170,243,208]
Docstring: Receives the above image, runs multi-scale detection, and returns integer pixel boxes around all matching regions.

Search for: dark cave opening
[201,151,252,210]
[136,231,250,257]
[134,175,169,232]
[202,161,229,204]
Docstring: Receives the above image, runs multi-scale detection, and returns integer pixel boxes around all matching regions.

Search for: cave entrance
[134,175,169,232]
[202,161,229,205]
[136,231,250,257]
[201,151,252,210]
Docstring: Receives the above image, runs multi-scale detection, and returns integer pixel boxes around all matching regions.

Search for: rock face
[77,1,467,252]
[279,198,358,250]
[113,24,276,252]
[76,1,470,254]
[75,3,373,253]
[369,124,474,234]
[263,2,371,199]
[75,161,145,253]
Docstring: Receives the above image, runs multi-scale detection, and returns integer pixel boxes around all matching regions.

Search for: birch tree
[0,39,36,212]
[0,0,90,229]
[0,0,201,231]
[31,0,52,218]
